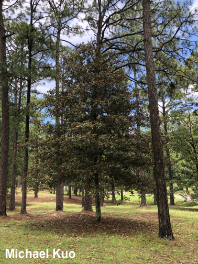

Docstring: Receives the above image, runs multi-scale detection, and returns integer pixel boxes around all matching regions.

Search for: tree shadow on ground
[169,206,198,212]
[23,212,159,237]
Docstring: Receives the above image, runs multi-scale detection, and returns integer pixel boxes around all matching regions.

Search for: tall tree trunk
[10,48,23,210]
[21,0,33,214]
[162,97,174,205]
[134,62,146,207]
[142,0,174,239]
[9,80,19,210]
[55,24,64,211]
[0,0,9,216]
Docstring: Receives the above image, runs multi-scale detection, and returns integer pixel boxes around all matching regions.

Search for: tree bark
[100,182,104,206]
[82,182,84,206]
[168,164,174,205]
[33,143,39,198]
[9,47,23,210]
[56,182,63,211]
[162,97,174,205]
[142,0,174,239]
[0,0,9,216]
[140,191,147,207]
[9,80,19,211]
[111,181,115,202]
[140,169,147,206]
[34,184,39,198]
[95,172,101,221]
[21,0,35,214]
[121,189,123,201]
[74,187,77,196]
[17,176,21,189]
[84,186,93,212]
[134,63,146,207]
[55,24,64,211]
[154,189,157,205]
[69,185,71,199]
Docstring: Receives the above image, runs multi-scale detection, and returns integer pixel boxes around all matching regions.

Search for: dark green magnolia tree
[171,109,198,196]
[41,43,147,221]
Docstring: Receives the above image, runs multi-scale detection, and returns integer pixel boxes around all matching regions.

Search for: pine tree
[142,0,174,240]
[0,0,9,216]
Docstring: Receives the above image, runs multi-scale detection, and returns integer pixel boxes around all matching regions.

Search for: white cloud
[181,84,198,97]
[65,12,94,46]
[190,0,198,12]
[34,80,55,97]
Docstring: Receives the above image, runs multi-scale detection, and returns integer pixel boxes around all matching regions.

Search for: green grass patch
[1,191,198,263]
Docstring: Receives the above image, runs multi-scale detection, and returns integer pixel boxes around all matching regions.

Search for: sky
[35,0,198,98]
[190,0,198,11]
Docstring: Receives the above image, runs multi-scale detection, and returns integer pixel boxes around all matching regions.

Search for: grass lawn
[1,190,198,263]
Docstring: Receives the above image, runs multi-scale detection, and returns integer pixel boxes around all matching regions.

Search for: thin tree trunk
[34,184,39,198]
[21,0,34,214]
[100,182,104,206]
[134,62,146,207]
[111,181,115,202]
[0,0,9,216]
[74,187,77,196]
[154,188,157,205]
[9,131,18,210]
[143,0,174,239]
[56,182,63,211]
[69,185,71,199]
[162,97,174,205]
[84,186,93,212]
[9,80,18,211]
[121,189,123,201]
[55,24,64,211]
[140,169,147,206]
[17,176,21,189]
[168,165,174,205]
[34,143,39,198]
[82,182,84,207]
[95,172,101,221]
[10,47,23,210]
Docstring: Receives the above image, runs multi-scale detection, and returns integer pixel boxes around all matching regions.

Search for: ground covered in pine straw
[0,191,198,263]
